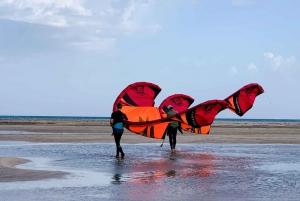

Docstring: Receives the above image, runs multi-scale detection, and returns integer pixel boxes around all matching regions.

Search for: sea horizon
[1,115,300,122]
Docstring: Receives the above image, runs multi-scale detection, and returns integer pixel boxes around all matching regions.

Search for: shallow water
[0,131,90,135]
[1,142,300,201]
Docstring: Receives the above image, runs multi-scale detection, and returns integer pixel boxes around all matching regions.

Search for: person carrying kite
[166,105,179,153]
[110,102,128,159]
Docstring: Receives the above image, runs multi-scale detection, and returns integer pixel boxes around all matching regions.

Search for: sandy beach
[1,119,300,144]
[1,119,300,182]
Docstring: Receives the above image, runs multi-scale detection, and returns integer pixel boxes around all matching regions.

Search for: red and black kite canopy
[158,94,194,118]
[124,100,228,138]
[113,82,161,112]
[224,83,264,116]
[112,82,264,139]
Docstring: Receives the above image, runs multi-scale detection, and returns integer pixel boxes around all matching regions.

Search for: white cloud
[0,0,91,27]
[151,24,161,32]
[0,0,159,32]
[264,52,295,72]
[230,66,237,75]
[0,0,160,51]
[285,56,296,69]
[120,0,158,34]
[264,52,298,82]
[263,52,274,59]
[231,0,253,6]
[70,37,116,51]
[248,63,258,72]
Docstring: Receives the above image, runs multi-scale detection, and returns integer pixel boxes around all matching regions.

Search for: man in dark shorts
[110,102,128,159]
[166,105,178,153]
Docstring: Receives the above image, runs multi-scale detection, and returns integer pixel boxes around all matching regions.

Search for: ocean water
[1,142,300,201]
[1,115,300,122]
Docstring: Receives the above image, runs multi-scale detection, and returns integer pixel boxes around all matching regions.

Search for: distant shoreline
[1,115,300,122]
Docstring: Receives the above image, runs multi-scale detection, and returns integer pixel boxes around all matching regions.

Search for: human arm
[110,112,114,127]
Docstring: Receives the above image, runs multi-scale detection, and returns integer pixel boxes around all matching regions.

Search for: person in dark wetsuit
[166,105,178,153]
[110,102,128,159]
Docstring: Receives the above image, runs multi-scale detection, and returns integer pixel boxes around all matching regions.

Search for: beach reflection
[166,170,176,177]
[111,174,124,185]
[109,152,219,201]
[111,152,217,185]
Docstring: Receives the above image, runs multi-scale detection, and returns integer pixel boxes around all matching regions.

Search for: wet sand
[0,157,68,182]
[1,119,300,144]
[1,119,300,182]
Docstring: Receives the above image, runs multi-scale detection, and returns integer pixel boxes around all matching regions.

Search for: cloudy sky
[0,0,299,119]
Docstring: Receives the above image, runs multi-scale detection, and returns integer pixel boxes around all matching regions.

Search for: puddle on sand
[0,157,111,190]
[258,162,300,172]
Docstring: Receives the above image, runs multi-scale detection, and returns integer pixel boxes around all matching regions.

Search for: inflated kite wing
[113,82,166,138]
[112,82,264,139]
[112,82,227,138]
[124,100,228,138]
[113,82,161,111]
[177,100,228,134]
[158,94,194,135]
[126,100,227,136]
[182,83,265,134]
[224,83,264,116]
[158,94,194,118]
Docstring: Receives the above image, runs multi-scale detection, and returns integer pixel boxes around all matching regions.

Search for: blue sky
[0,0,299,119]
